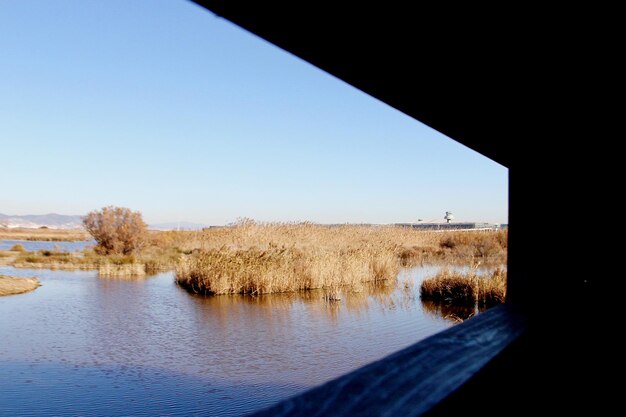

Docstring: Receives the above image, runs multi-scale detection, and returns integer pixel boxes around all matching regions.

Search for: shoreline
[0,227,90,242]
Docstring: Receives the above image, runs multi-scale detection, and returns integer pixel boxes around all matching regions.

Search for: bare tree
[83,206,148,255]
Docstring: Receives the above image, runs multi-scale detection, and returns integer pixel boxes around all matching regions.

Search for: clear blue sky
[0,0,508,226]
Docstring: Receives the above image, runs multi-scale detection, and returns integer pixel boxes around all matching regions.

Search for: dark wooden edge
[245,304,528,417]
[181,5,538,416]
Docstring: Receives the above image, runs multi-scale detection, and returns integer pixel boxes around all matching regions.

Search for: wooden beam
[248,305,528,417]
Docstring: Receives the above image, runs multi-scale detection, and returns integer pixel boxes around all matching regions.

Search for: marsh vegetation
[2,215,507,307]
[175,220,507,304]
[420,268,507,309]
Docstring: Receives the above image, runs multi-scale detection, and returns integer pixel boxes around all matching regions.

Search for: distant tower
[444,211,454,223]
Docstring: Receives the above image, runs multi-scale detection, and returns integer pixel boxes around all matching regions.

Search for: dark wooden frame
[185,3,602,415]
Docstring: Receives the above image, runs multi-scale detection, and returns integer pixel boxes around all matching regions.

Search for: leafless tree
[83,206,148,255]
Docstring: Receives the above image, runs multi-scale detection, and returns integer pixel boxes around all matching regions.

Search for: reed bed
[172,220,506,259]
[438,230,507,259]
[420,268,507,308]
[173,221,438,253]
[174,221,506,296]
[176,244,398,295]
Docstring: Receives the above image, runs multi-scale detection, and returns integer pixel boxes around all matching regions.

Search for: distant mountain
[149,222,208,231]
[0,213,210,231]
[0,213,84,229]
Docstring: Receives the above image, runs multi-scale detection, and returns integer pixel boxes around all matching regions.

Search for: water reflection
[0,361,302,417]
[0,264,500,416]
[182,279,414,325]
[421,300,479,323]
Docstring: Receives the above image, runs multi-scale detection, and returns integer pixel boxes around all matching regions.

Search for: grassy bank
[9,248,175,278]
[175,221,506,296]
[7,230,184,277]
[420,268,506,308]
[0,275,40,296]
[0,227,90,241]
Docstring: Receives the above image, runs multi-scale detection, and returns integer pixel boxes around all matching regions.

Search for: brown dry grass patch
[176,245,398,295]
[0,275,40,296]
[420,268,507,308]
[174,221,507,296]
[438,230,507,259]
[175,221,407,295]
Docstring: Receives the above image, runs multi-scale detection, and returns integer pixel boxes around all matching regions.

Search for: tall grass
[176,245,397,295]
[420,268,507,308]
[171,221,506,259]
[438,230,507,259]
[175,221,506,296]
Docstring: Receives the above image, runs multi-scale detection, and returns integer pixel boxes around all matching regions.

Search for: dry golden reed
[420,268,507,308]
[175,221,506,296]
[176,245,398,295]
[173,220,506,256]
[175,221,407,295]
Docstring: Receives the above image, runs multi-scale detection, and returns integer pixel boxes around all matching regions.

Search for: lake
[0,239,94,252]
[0,263,486,416]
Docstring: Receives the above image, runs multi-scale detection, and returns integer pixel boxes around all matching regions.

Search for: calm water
[0,265,471,416]
[0,239,94,252]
